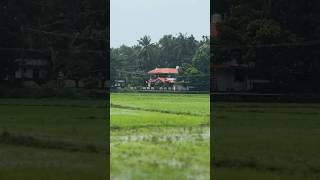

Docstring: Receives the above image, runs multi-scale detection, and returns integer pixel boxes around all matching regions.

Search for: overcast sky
[110,0,210,48]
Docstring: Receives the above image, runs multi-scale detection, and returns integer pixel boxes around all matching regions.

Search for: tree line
[111,34,210,90]
[214,0,320,93]
[0,0,108,88]
[1,1,211,90]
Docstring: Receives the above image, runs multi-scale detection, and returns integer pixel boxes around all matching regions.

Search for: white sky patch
[110,0,210,48]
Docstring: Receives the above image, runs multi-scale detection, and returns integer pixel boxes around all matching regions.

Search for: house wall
[64,80,77,88]
[214,69,248,91]
[15,67,47,79]
[173,84,188,91]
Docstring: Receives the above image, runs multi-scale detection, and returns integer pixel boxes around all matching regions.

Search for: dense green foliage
[111,35,210,89]
[214,0,320,92]
[111,93,210,179]
[0,0,107,87]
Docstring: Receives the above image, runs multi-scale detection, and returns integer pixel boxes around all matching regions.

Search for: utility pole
[20,25,25,82]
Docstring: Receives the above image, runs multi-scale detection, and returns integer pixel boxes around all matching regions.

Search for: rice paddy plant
[111,93,210,180]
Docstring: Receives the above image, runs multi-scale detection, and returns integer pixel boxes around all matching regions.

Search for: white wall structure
[214,68,248,91]
[213,60,251,91]
[14,59,48,80]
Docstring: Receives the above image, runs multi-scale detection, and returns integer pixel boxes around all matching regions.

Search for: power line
[37,20,69,28]
[0,47,45,53]
[212,40,320,50]
[0,47,108,54]
[29,1,107,15]
[24,27,109,42]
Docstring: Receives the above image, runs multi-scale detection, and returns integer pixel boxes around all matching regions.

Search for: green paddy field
[0,93,319,179]
[0,98,108,180]
[112,93,320,180]
[212,102,320,180]
[110,93,210,180]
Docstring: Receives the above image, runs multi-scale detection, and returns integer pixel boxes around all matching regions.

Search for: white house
[213,60,271,92]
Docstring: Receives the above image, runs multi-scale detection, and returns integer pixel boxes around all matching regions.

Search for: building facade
[14,58,49,81]
[146,67,189,91]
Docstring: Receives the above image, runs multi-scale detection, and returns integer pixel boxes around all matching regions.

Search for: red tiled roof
[148,68,178,74]
[211,23,218,38]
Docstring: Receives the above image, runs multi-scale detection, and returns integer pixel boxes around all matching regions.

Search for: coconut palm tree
[137,36,154,70]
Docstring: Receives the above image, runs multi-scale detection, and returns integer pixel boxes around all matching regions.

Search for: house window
[234,69,245,82]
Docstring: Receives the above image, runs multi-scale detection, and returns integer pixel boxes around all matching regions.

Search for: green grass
[0,98,108,179]
[0,144,107,180]
[212,102,320,179]
[0,100,107,144]
[2,94,318,179]
[111,93,210,180]
[111,93,210,116]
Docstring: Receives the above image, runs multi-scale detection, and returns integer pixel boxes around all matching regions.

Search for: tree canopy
[0,0,108,87]
[214,0,320,92]
[111,34,210,90]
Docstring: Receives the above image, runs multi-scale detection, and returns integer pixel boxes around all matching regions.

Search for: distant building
[147,67,178,86]
[211,14,251,91]
[113,79,126,89]
[0,58,50,87]
[14,58,49,80]
[146,66,189,91]
[211,14,271,92]
[213,60,252,91]
[3,58,107,89]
